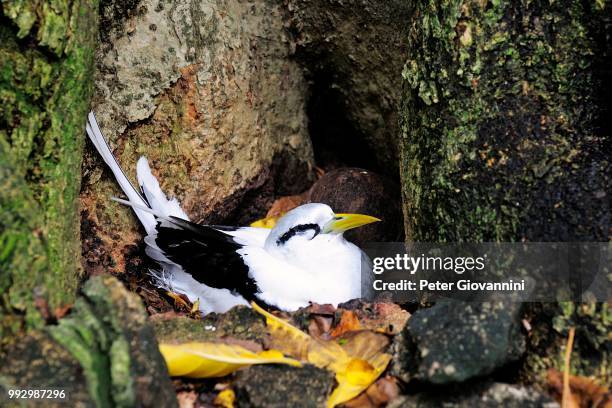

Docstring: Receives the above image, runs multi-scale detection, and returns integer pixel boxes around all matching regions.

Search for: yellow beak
[323,213,381,234]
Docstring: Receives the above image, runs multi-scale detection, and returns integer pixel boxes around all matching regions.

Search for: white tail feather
[136,157,190,222]
[86,112,157,232]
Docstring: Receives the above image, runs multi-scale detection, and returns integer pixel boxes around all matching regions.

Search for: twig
[562,327,576,408]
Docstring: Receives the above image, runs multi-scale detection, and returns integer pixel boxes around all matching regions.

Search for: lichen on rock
[82,0,317,274]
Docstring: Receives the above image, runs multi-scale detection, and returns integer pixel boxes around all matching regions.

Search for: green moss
[521,302,610,385]
[110,337,135,408]
[49,298,113,407]
[44,276,177,407]
[400,2,610,385]
[552,302,610,380]
[400,0,610,242]
[0,0,98,333]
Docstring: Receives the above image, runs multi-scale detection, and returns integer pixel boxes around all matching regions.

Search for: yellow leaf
[327,354,392,408]
[252,302,392,407]
[251,301,311,359]
[214,389,235,408]
[249,216,279,229]
[159,342,301,378]
[306,339,349,373]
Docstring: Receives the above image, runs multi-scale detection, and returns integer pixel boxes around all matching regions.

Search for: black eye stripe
[276,223,321,245]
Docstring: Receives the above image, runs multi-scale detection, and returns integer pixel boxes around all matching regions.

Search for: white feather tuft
[136,157,190,223]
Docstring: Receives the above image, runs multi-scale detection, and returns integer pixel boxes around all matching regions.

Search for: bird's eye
[276,223,321,245]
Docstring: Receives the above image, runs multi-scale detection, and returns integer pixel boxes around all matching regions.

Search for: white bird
[85,112,379,314]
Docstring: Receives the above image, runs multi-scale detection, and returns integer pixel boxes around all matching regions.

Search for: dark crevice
[305,69,386,175]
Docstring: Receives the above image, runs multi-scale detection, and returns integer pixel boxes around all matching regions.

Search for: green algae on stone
[400,0,610,242]
[152,306,268,344]
[48,276,176,408]
[0,0,98,333]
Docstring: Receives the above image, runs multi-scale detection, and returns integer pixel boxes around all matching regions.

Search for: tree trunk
[0,0,98,333]
[398,0,611,383]
[400,0,610,242]
[81,0,317,276]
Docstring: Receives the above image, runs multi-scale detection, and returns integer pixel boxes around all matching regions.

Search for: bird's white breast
[239,234,365,310]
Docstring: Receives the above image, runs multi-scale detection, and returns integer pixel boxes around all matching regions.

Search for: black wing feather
[154,216,259,300]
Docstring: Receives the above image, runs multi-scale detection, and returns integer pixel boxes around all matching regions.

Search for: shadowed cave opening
[305,69,383,175]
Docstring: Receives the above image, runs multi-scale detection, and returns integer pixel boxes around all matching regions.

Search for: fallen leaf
[340,331,390,363]
[266,193,308,218]
[327,354,392,408]
[159,342,301,378]
[177,391,197,408]
[365,376,401,406]
[330,310,361,338]
[309,315,333,339]
[252,302,392,408]
[214,389,236,408]
[251,302,311,359]
[308,303,337,316]
[250,192,309,228]
[547,369,611,408]
[344,302,410,335]
[341,376,400,408]
[165,291,192,311]
[54,304,72,320]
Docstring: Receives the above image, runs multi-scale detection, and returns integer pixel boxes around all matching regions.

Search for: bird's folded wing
[152,216,260,301]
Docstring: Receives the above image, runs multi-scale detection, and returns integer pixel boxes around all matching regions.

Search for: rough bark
[284,0,412,175]
[400,0,610,242]
[81,0,317,275]
[398,0,611,385]
[0,0,97,333]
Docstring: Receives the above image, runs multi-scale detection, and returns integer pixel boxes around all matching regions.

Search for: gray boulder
[393,300,525,384]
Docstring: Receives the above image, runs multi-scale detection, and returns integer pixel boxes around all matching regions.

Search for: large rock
[309,168,404,246]
[233,364,334,408]
[399,0,610,242]
[388,382,558,408]
[0,0,97,332]
[392,300,525,384]
[1,276,176,407]
[50,276,175,407]
[81,0,316,275]
[0,332,93,407]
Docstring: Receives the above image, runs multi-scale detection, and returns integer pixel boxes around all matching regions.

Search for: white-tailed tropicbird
[85,112,379,314]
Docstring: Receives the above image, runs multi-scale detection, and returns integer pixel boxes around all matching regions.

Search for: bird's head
[264,203,380,248]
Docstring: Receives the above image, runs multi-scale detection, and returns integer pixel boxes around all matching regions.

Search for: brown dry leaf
[547,369,611,408]
[351,302,410,335]
[266,192,309,218]
[340,331,390,362]
[54,304,72,320]
[342,376,400,408]
[309,315,334,339]
[330,310,362,338]
[308,303,337,315]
